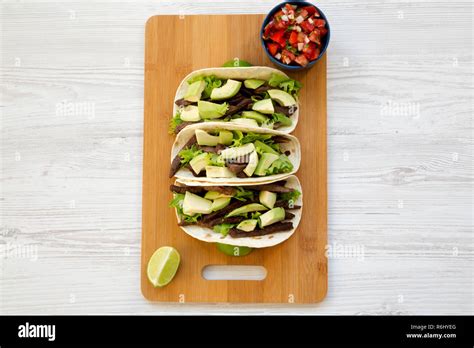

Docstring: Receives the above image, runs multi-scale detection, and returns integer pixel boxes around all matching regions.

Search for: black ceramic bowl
[260,1,331,71]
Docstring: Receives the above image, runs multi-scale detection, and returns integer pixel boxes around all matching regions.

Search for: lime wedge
[217,243,253,257]
[147,246,180,287]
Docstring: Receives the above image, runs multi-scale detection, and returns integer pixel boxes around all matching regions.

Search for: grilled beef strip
[236,171,249,178]
[274,105,297,116]
[175,121,201,134]
[272,135,291,143]
[216,144,227,153]
[174,98,195,107]
[244,184,294,193]
[186,164,206,177]
[285,212,295,220]
[202,186,236,195]
[254,85,272,94]
[197,145,218,153]
[229,222,293,238]
[224,98,253,117]
[169,135,197,178]
[274,200,301,210]
[200,200,255,223]
[170,185,204,194]
[206,216,245,227]
[227,93,246,105]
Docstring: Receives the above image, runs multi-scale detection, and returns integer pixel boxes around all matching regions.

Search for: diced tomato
[267,43,280,56]
[297,32,307,43]
[289,31,299,46]
[281,49,296,64]
[270,29,286,47]
[309,30,321,45]
[299,8,309,19]
[284,4,295,15]
[263,21,274,39]
[300,21,315,33]
[319,27,328,36]
[302,6,320,17]
[274,10,284,19]
[295,54,309,67]
[313,19,326,28]
[273,18,289,30]
[303,42,320,61]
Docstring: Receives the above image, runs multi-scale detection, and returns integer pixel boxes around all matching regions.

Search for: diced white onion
[297,42,304,51]
[275,53,281,60]
[295,25,301,32]
[308,17,314,24]
[281,15,288,21]
[296,16,304,24]
[288,13,294,20]
[304,36,310,43]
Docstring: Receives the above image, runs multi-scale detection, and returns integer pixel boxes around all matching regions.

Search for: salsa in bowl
[261,2,330,70]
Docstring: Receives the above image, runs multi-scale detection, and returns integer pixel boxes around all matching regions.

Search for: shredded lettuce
[268,73,302,98]
[266,155,293,175]
[213,223,235,236]
[279,190,301,204]
[232,131,275,148]
[233,187,254,201]
[187,75,223,99]
[169,112,183,134]
[271,113,292,127]
[208,153,225,167]
[178,144,202,166]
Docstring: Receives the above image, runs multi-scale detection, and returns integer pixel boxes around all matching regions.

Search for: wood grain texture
[141,15,327,303]
[0,0,472,314]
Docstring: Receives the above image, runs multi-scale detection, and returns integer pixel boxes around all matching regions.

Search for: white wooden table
[1,0,472,315]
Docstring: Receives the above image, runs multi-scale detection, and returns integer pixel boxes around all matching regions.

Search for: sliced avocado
[268,89,297,107]
[252,99,274,114]
[184,80,206,102]
[216,243,253,257]
[220,143,255,160]
[205,166,235,178]
[244,79,266,89]
[243,150,259,177]
[259,207,285,228]
[218,130,233,145]
[241,111,269,124]
[231,118,259,128]
[211,197,231,211]
[198,100,228,119]
[189,153,209,174]
[236,219,258,232]
[180,105,201,122]
[259,190,277,209]
[204,191,233,200]
[254,140,279,155]
[254,153,279,176]
[182,191,212,215]
[210,79,242,100]
[226,203,268,217]
[195,129,219,146]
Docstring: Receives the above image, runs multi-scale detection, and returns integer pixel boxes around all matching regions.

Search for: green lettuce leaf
[271,113,292,127]
[188,75,223,99]
[279,190,301,204]
[179,144,203,166]
[233,187,254,201]
[268,73,302,97]
[266,155,293,175]
[209,153,225,167]
[213,223,235,236]
[168,112,183,134]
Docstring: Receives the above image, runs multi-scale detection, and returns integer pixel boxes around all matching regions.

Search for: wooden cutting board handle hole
[201,265,267,281]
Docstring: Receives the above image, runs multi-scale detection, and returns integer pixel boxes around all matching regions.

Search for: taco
[169,67,302,134]
[169,175,303,248]
[169,122,300,185]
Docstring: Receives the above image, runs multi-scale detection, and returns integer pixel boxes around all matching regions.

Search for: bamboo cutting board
[141,14,327,303]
